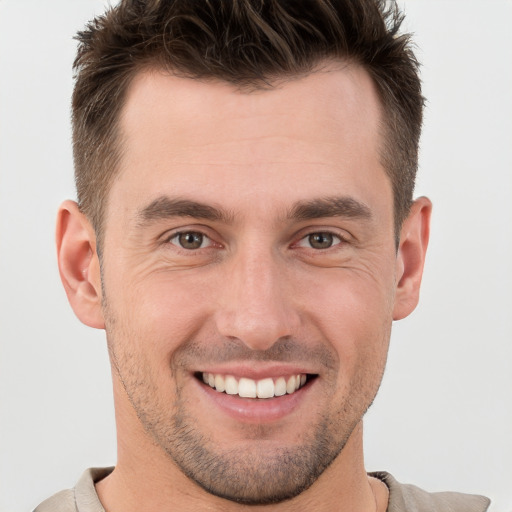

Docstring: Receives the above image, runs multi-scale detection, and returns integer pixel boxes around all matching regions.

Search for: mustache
[173,336,339,372]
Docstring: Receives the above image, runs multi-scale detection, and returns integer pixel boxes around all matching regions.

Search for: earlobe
[56,200,105,329]
[392,197,432,321]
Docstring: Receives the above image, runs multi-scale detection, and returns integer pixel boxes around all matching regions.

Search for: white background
[0,1,511,511]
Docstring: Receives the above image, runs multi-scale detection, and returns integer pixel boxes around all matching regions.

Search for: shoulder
[32,467,113,512]
[370,472,491,512]
[33,489,77,512]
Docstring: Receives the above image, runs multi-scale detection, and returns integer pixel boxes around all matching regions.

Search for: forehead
[111,63,389,222]
[120,63,383,155]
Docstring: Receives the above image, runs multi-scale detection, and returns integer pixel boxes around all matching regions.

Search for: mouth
[195,372,317,399]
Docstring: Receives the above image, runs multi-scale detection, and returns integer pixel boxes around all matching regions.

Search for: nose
[214,248,300,351]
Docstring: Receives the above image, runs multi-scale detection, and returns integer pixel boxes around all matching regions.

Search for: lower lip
[196,378,314,423]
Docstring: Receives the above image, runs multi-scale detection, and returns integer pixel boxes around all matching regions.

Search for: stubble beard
[148,389,357,505]
[103,302,388,505]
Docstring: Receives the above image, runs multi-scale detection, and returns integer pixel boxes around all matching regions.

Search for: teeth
[225,375,238,395]
[286,375,296,394]
[202,372,308,399]
[257,378,274,399]
[214,374,225,393]
[238,378,257,398]
[274,377,287,396]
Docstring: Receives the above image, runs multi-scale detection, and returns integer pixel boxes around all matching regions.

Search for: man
[35,0,490,510]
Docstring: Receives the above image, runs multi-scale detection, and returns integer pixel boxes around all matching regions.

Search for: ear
[56,200,105,329]
[393,197,432,321]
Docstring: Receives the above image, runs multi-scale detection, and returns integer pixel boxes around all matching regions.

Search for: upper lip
[195,363,316,380]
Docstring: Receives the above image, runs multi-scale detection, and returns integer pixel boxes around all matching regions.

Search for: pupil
[309,233,333,249]
[179,232,203,249]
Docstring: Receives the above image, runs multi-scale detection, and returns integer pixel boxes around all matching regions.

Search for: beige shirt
[33,467,491,512]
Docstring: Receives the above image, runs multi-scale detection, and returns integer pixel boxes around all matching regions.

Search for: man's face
[100,65,399,504]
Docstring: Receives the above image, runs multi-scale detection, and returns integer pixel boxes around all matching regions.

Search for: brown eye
[308,233,334,249]
[172,232,207,250]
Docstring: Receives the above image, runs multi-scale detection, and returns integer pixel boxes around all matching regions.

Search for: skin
[57,63,431,511]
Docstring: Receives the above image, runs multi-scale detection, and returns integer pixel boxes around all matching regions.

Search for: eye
[169,231,212,250]
[298,232,342,250]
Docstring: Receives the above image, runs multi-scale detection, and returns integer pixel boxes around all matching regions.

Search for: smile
[200,372,310,399]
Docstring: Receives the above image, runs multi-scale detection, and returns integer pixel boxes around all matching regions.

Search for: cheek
[109,270,219,355]
[298,266,394,369]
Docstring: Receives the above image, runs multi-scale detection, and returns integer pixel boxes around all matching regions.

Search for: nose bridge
[215,243,298,351]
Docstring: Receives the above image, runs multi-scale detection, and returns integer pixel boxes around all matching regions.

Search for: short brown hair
[72,0,423,248]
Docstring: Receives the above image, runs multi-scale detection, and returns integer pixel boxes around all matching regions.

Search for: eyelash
[295,231,346,250]
[167,231,216,250]
[164,229,348,252]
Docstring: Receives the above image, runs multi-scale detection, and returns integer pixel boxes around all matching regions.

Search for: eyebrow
[137,197,233,225]
[288,196,372,221]
[136,195,371,226]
